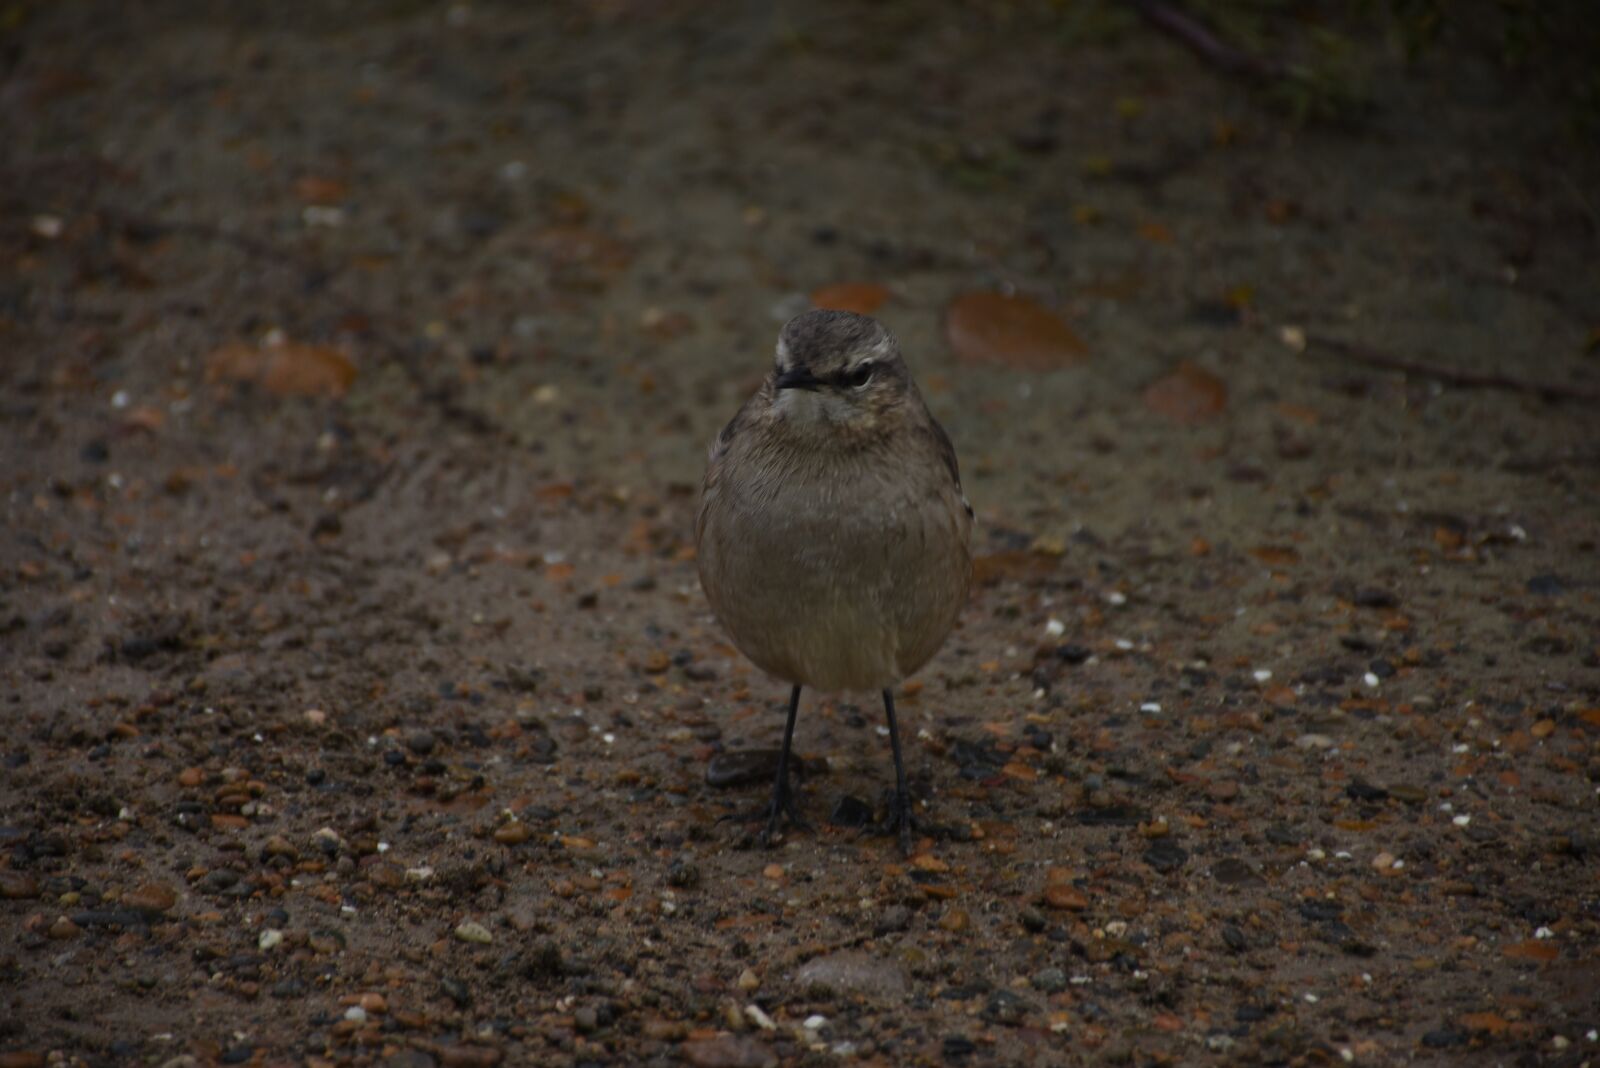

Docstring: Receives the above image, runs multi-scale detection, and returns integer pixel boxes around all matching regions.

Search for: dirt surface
[3,3,1600,1066]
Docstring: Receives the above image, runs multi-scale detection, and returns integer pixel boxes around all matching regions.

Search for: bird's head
[768,309,915,434]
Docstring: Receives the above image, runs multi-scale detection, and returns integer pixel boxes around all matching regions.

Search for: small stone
[681,1036,776,1068]
[1018,907,1048,933]
[1525,573,1565,596]
[667,858,701,888]
[937,908,970,932]
[0,1053,46,1068]
[736,967,761,992]
[1143,840,1189,874]
[0,871,40,899]
[48,915,80,940]
[705,749,786,788]
[794,950,910,1001]
[1207,780,1240,801]
[1030,967,1068,993]
[258,928,284,951]
[1212,857,1261,886]
[1042,884,1088,910]
[407,729,436,755]
[985,990,1033,1026]
[454,921,493,944]
[122,882,178,914]
[1388,784,1427,804]
[876,905,911,934]
[1371,852,1396,871]
[573,1005,598,1033]
[435,1046,502,1068]
[492,822,530,845]
[1346,779,1389,803]
[1421,1029,1466,1049]
[828,795,872,828]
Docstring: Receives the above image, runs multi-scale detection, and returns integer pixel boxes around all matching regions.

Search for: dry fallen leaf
[294,176,348,205]
[205,337,358,398]
[945,292,1088,372]
[1142,360,1228,424]
[810,282,890,316]
[1249,545,1301,567]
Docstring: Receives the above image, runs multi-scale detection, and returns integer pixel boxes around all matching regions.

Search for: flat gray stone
[794,950,910,1001]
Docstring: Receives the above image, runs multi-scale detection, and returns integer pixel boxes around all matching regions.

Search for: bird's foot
[874,789,947,857]
[721,782,812,847]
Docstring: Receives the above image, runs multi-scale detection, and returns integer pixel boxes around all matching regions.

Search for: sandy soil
[3,3,1598,1065]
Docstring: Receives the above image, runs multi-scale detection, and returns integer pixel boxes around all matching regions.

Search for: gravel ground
[3,3,1598,1066]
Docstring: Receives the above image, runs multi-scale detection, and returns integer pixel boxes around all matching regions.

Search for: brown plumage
[695,309,973,852]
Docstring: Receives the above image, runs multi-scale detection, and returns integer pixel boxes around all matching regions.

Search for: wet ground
[3,2,1599,1065]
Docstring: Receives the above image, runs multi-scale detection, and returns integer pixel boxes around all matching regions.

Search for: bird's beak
[773,366,822,392]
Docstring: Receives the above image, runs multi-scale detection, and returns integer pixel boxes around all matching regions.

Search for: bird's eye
[842,364,874,389]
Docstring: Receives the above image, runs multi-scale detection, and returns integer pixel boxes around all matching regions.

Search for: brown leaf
[946,292,1088,371]
[811,282,890,316]
[1249,545,1300,567]
[1502,939,1558,962]
[1143,360,1228,423]
[205,339,358,398]
[1458,1012,1509,1035]
[294,176,348,205]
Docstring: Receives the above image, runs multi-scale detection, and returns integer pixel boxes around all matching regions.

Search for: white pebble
[1534,926,1554,939]
[743,1005,775,1031]
[1363,672,1380,688]
[1045,618,1066,637]
[1106,591,1127,606]
[1453,815,1471,827]
[1253,669,1272,682]
[803,1014,828,1031]
[344,1006,367,1023]
[1114,638,1134,651]
[258,928,283,951]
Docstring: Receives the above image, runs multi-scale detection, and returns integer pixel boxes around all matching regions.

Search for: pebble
[705,749,786,788]
[0,871,40,899]
[1043,884,1088,911]
[434,1045,503,1068]
[829,795,872,828]
[795,950,910,1000]
[938,908,970,932]
[1143,840,1189,874]
[407,729,437,755]
[1030,967,1068,993]
[1212,857,1261,886]
[876,905,911,933]
[122,882,178,914]
[454,921,493,944]
[48,915,80,940]
[681,1036,776,1068]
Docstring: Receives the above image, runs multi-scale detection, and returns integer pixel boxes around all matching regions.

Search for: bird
[695,309,973,854]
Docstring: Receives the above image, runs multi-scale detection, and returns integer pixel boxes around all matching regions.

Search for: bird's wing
[924,417,974,520]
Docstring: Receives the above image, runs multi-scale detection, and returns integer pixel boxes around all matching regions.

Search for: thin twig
[1307,333,1600,403]
[1129,0,1286,82]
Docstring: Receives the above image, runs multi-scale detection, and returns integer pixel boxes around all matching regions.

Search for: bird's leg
[879,688,915,856]
[754,684,810,845]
